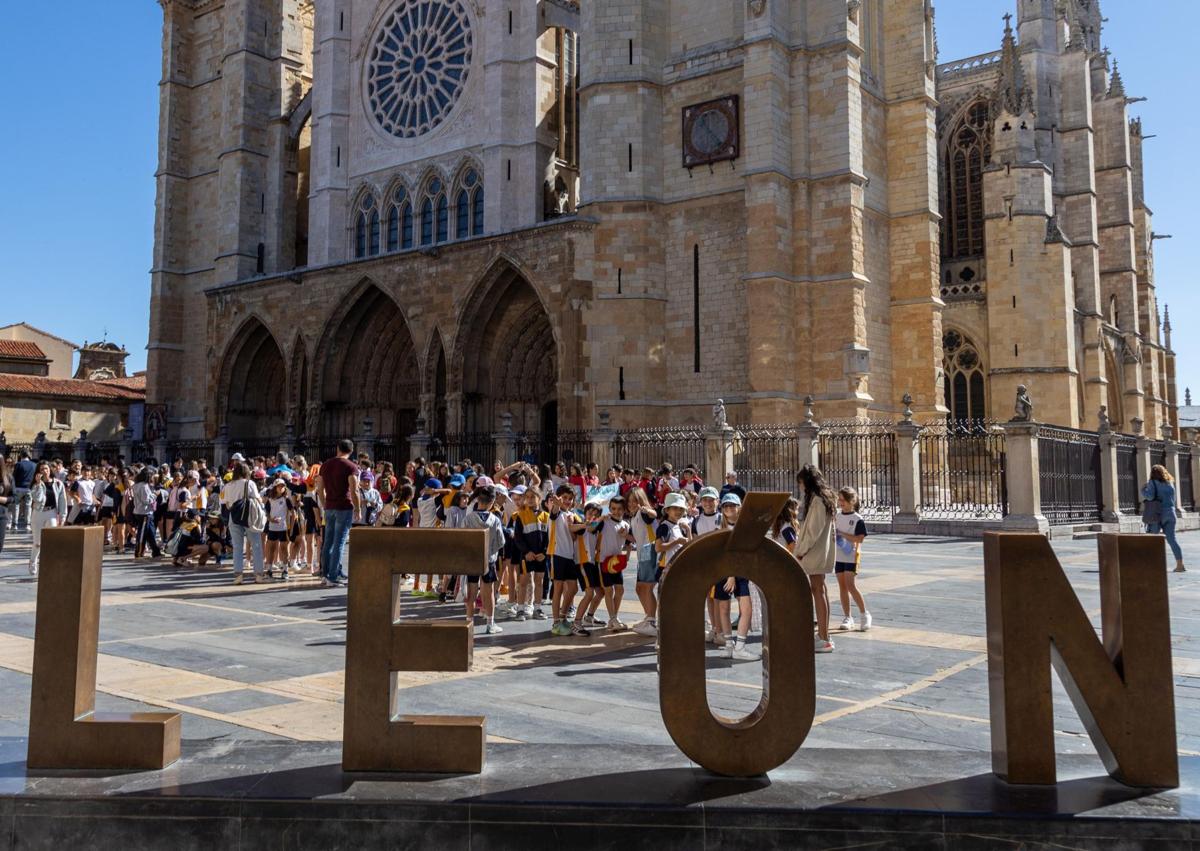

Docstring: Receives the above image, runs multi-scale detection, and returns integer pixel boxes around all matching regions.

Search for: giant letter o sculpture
[657,492,815,777]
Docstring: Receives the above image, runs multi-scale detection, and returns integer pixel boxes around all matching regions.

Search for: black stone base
[2,739,1197,849]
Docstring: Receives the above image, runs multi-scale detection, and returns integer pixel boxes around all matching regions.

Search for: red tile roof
[0,340,47,360]
[0,374,145,402]
[98,374,147,391]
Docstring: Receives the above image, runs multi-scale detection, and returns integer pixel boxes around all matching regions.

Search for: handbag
[230,481,251,528]
[1141,480,1163,526]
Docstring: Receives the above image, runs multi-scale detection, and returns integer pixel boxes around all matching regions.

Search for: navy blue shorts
[711,577,750,601]
[835,562,858,575]
[580,562,601,590]
[551,555,579,583]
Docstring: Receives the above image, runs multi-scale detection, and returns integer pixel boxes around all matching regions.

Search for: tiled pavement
[0,527,1197,764]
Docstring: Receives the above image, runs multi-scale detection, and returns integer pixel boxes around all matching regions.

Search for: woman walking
[0,456,12,555]
[1143,464,1186,572]
[222,462,266,584]
[793,465,838,653]
[29,462,68,576]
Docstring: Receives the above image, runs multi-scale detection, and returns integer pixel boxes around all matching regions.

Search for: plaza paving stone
[0,527,1196,765]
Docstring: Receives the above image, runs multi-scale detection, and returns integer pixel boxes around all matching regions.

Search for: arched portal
[318,284,419,440]
[220,317,287,439]
[456,262,558,434]
[424,331,449,438]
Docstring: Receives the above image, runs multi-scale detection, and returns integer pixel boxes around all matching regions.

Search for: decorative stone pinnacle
[1098,405,1111,434]
[1132,416,1144,436]
[598,409,611,430]
[901,392,914,423]
[1186,388,1193,407]
[1108,59,1125,98]
[803,395,815,426]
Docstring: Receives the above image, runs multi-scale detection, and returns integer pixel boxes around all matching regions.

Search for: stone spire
[1187,388,1192,407]
[1108,59,1126,98]
[1164,305,1172,350]
[994,14,1033,117]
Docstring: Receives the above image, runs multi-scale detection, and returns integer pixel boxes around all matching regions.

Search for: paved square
[1,529,1197,765]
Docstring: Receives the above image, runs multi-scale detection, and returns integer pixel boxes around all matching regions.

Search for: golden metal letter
[658,492,815,777]
[27,526,181,770]
[342,527,488,773]
[984,532,1178,787]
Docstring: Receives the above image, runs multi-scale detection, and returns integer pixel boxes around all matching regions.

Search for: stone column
[73,430,89,464]
[444,392,464,436]
[279,423,296,459]
[591,410,615,475]
[153,437,170,467]
[1097,427,1121,524]
[796,397,820,470]
[118,428,134,468]
[212,425,230,469]
[408,418,432,465]
[893,414,921,526]
[493,412,515,467]
[1000,421,1049,534]
[356,417,376,463]
[704,427,735,487]
[1133,418,1152,492]
[1164,440,1182,507]
[1190,432,1200,512]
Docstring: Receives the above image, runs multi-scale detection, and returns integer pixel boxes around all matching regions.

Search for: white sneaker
[731,640,760,661]
[485,622,503,635]
[713,633,727,648]
[523,604,534,618]
[632,620,658,637]
[839,616,855,631]
[533,607,548,620]
[705,630,717,644]
[860,611,872,631]
[814,637,835,653]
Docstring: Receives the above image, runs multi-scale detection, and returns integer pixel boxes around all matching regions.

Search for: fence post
[797,395,820,469]
[493,412,515,466]
[1165,440,1183,513]
[152,436,170,467]
[1133,418,1151,492]
[1000,420,1049,534]
[33,432,46,461]
[591,410,615,474]
[893,410,921,525]
[73,430,89,464]
[357,417,376,463]
[408,418,431,464]
[212,425,229,469]
[1097,413,1120,524]
[1190,432,1200,514]
[704,426,735,486]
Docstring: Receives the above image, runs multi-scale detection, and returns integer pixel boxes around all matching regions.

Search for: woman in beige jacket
[793,465,838,653]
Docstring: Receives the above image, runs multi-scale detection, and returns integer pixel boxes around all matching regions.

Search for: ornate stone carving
[1012,385,1034,422]
[747,0,767,18]
[712,398,727,430]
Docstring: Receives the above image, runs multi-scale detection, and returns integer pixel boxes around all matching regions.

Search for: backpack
[230,480,266,532]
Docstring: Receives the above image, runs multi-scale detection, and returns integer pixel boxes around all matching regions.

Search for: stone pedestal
[119,429,135,468]
[796,422,820,470]
[1000,421,1049,534]
[356,418,376,464]
[493,413,515,467]
[279,424,296,460]
[1165,443,1182,499]
[893,421,921,525]
[408,429,432,466]
[703,427,735,486]
[1135,434,1152,493]
[590,428,615,474]
[1097,431,1120,523]
[152,439,170,467]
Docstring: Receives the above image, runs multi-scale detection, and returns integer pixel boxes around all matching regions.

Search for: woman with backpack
[221,462,266,584]
[1143,465,1186,573]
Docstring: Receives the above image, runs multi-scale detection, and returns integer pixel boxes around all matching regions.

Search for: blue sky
[1,2,1196,398]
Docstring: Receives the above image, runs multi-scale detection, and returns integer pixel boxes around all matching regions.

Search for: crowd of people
[0,441,1188,653]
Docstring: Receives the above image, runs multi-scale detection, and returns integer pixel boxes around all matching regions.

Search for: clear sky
[1,2,1195,397]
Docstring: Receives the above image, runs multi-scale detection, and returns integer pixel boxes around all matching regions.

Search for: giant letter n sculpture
[27,526,181,769]
[342,527,487,773]
[985,532,1178,788]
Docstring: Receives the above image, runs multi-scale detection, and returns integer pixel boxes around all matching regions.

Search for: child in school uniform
[463,486,507,635]
[692,486,722,645]
[711,493,759,660]
[637,491,691,637]
[834,486,872,632]
[592,495,631,632]
[412,477,443,597]
[547,485,586,636]
[512,486,550,620]
[574,502,604,635]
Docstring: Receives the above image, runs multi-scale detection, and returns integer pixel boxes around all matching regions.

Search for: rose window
[366,1,473,139]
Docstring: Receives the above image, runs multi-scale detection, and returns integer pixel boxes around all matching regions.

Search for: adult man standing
[719,471,747,502]
[9,450,36,532]
[315,439,360,588]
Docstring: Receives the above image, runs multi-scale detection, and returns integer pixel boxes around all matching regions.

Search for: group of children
[377,461,873,657]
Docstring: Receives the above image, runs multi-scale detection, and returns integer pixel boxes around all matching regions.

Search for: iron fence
[85,441,122,466]
[228,439,280,462]
[1037,425,1102,526]
[429,433,494,467]
[550,430,593,467]
[1115,435,1139,515]
[917,420,1007,520]
[1180,445,1196,512]
[0,443,35,461]
[372,435,403,466]
[167,440,216,466]
[818,420,898,520]
[732,424,804,494]
[1149,440,1168,467]
[610,427,706,475]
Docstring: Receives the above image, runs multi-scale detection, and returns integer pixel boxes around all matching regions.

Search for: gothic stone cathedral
[147,0,1179,445]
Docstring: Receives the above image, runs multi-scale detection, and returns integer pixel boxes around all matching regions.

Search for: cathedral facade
[147,0,1178,446]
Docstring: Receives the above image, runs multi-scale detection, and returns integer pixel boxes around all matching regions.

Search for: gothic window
[942,101,992,261]
[943,329,987,422]
[386,186,410,252]
[471,185,484,235]
[455,189,469,238]
[420,198,433,245]
[354,192,378,258]
[366,0,473,139]
[436,195,448,242]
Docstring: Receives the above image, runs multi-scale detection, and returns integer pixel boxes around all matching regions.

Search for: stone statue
[1012,385,1034,422]
[712,399,727,430]
[1098,405,1111,434]
[748,0,767,17]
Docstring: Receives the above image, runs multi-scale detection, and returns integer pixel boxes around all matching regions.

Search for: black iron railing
[429,433,494,467]
[1037,425,1102,525]
[1180,446,1195,512]
[610,427,706,475]
[732,424,804,495]
[1115,434,1139,515]
[918,420,1007,520]
[818,420,898,520]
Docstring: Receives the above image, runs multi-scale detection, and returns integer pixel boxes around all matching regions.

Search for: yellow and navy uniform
[512,507,550,573]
